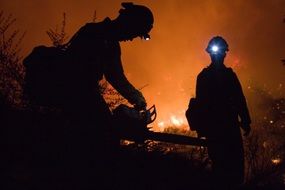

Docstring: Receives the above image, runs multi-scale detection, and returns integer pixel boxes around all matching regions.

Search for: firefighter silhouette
[195,36,251,188]
[46,2,154,175]
[63,2,152,133]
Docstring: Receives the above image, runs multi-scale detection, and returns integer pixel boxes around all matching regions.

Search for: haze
[2,0,285,129]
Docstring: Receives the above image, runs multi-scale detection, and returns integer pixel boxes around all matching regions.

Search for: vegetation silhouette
[0,11,25,107]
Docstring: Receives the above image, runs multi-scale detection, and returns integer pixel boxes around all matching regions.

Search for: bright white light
[145,37,150,41]
[212,45,219,52]
[170,115,184,126]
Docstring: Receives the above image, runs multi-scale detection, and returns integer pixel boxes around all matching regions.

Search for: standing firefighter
[194,36,251,188]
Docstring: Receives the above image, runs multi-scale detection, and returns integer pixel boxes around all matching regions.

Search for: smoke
[2,0,285,129]
[121,0,285,129]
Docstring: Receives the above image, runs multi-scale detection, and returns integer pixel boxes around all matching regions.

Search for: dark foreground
[1,136,212,189]
[0,108,210,190]
[1,109,285,190]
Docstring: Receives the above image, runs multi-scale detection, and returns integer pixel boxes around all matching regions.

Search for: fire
[271,158,281,165]
[155,113,189,132]
[170,115,184,126]
[158,121,165,128]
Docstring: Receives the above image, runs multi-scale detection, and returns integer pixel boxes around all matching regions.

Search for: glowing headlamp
[142,34,150,41]
[211,45,219,53]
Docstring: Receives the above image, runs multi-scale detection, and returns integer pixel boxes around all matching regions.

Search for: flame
[154,113,188,132]
[170,115,184,126]
[158,121,165,128]
[272,158,281,165]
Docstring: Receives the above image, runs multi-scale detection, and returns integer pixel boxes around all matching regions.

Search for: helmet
[206,36,229,54]
[119,2,154,40]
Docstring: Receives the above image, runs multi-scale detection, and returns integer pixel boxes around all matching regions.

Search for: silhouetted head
[206,36,229,66]
[114,2,154,41]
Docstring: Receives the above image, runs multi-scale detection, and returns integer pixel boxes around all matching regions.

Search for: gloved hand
[133,91,147,111]
[134,97,147,111]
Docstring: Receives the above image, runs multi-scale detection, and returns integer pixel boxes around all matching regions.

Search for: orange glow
[170,115,184,127]
[2,0,285,130]
[272,158,281,165]
[154,111,189,132]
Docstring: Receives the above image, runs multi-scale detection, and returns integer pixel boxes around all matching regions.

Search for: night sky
[2,0,285,130]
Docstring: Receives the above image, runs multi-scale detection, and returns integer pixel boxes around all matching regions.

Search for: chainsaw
[113,104,207,146]
[112,104,157,142]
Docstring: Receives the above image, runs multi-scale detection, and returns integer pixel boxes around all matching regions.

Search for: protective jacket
[67,18,145,106]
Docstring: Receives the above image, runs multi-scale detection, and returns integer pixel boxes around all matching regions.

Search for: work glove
[134,97,147,111]
[133,91,147,111]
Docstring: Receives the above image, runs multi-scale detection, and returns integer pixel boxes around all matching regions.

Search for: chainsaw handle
[146,105,157,124]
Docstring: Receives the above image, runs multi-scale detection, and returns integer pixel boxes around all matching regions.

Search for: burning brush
[113,104,207,146]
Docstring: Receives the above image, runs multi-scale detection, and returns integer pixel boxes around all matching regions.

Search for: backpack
[23,23,108,107]
[185,97,209,137]
[23,45,70,107]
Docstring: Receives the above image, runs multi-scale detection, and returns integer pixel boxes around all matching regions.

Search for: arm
[232,72,251,135]
[196,70,209,104]
[104,42,146,109]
